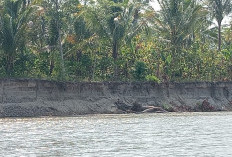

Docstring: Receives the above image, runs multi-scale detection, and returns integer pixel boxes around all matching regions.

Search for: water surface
[1,112,232,157]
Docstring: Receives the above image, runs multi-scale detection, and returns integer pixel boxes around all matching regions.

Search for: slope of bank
[0,79,232,117]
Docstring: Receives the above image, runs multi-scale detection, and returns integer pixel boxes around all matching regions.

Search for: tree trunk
[76,50,82,62]
[113,41,118,79]
[58,29,65,79]
[156,61,160,78]
[6,55,14,76]
[76,50,82,77]
[113,41,118,60]
[49,60,54,75]
[218,21,222,51]
[55,0,65,80]
[92,53,96,81]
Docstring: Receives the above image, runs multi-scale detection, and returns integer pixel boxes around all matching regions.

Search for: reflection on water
[1,112,232,157]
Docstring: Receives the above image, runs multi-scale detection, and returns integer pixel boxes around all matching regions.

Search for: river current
[1,112,232,157]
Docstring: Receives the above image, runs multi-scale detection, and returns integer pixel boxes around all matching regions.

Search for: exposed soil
[0,79,232,117]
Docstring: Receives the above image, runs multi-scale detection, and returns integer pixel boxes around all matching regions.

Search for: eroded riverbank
[0,79,232,117]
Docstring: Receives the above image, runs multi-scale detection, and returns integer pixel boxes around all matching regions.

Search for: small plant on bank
[161,104,174,112]
[146,75,161,83]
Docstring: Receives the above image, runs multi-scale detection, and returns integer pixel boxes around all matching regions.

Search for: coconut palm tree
[207,0,232,51]
[155,0,207,53]
[0,0,33,76]
[152,0,208,80]
[82,0,151,78]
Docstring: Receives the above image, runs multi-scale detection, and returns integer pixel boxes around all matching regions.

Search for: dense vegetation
[0,0,231,82]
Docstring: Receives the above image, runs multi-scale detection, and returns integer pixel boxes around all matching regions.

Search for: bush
[146,75,160,83]
[161,104,174,112]
[133,61,147,80]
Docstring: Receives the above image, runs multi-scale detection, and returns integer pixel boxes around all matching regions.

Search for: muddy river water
[1,112,232,157]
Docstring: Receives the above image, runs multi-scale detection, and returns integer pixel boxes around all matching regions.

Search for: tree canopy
[0,0,231,82]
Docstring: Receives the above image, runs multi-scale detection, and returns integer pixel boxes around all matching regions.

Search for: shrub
[146,75,160,83]
[133,61,147,81]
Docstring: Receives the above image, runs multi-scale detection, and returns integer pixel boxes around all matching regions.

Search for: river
[1,112,232,157]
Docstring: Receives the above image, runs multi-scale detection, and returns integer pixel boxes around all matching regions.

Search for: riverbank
[0,79,232,117]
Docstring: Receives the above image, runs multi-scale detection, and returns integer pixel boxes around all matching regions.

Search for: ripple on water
[1,112,232,157]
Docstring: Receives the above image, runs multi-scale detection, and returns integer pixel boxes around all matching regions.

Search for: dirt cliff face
[0,79,232,117]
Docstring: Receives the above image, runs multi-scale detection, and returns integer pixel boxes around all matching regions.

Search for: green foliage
[13,50,36,77]
[48,18,59,46]
[133,61,148,80]
[161,104,174,112]
[0,0,232,82]
[222,48,232,60]
[0,0,34,76]
[97,56,114,80]
[207,0,232,50]
[74,17,92,41]
[155,0,207,50]
[146,75,160,83]
[33,51,50,78]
